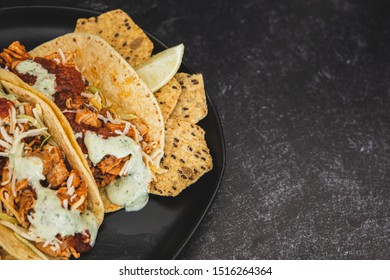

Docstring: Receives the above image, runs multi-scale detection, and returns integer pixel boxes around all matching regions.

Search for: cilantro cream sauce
[83,131,151,211]
[13,156,97,245]
[15,60,56,99]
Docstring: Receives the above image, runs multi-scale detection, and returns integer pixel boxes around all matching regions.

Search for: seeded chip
[150,119,212,196]
[75,9,153,67]
[170,73,207,124]
[154,77,181,123]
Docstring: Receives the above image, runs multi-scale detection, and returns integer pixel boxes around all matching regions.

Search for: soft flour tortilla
[2,33,164,212]
[29,33,164,167]
[0,70,104,258]
[0,225,43,260]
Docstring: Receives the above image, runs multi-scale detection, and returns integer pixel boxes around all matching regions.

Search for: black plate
[0,6,225,259]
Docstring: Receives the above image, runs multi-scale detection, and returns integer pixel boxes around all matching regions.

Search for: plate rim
[0,5,226,259]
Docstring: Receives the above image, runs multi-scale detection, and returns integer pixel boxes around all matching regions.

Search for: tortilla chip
[154,77,181,123]
[75,9,153,67]
[170,73,207,124]
[150,119,212,196]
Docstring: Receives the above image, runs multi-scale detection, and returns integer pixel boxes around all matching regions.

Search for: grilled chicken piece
[28,144,62,174]
[46,165,69,189]
[28,145,69,188]
[91,166,117,187]
[23,104,34,117]
[65,95,85,110]
[75,108,101,128]
[17,188,36,227]
[68,170,81,188]
[0,41,31,68]
[105,122,136,138]
[130,117,149,137]
[97,155,129,176]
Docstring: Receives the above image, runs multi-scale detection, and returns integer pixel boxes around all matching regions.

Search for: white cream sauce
[84,131,134,165]
[12,155,97,245]
[84,131,151,212]
[74,132,83,140]
[15,60,56,99]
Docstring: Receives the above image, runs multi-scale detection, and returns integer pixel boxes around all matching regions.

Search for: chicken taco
[0,73,104,259]
[0,33,165,213]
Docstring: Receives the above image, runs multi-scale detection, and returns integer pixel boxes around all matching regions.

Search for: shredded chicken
[36,232,91,259]
[75,108,101,128]
[56,170,87,212]
[105,122,136,138]
[91,165,117,187]
[46,164,70,189]
[130,117,149,138]
[97,155,129,176]
[17,188,36,227]
[65,95,84,110]
[27,145,69,188]
[23,104,34,117]
[0,41,31,68]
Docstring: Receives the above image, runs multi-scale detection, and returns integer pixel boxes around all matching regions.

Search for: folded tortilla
[0,73,104,259]
[0,33,164,213]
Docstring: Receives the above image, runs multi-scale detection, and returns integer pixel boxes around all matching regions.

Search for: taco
[0,75,104,259]
[0,33,165,212]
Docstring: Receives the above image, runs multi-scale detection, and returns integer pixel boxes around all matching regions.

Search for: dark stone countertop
[2,0,390,259]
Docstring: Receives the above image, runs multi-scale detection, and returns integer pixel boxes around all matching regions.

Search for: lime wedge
[135,43,184,92]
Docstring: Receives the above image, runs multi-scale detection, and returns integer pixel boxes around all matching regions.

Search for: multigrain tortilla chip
[75,9,153,67]
[154,77,181,123]
[150,119,212,196]
[170,73,207,124]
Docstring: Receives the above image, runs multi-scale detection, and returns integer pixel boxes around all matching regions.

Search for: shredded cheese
[61,109,77,114]
[0,138,11,149]
[81,92,94,98]
[62,199,69,210]
[123,122,131,135]
[18,105,25,115]
[10,106,16,133]
[119,159,131,177]
[10,175,16,197]
[67,186,75,196]
[71,195,85,210]
[1,168,12,186]
[58,48,66,64]
[0,126,13,143]
[70,194,77,202]
[66,174,74,189]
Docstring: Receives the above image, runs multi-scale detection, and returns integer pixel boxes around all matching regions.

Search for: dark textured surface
[2,0,390,259]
